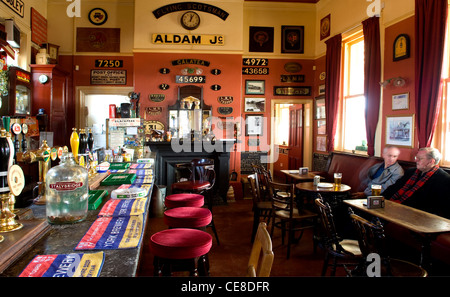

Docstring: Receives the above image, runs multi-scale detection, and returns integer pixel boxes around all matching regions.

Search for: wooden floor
[138,190,450,278]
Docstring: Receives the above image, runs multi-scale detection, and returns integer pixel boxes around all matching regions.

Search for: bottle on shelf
[87,128,94,152]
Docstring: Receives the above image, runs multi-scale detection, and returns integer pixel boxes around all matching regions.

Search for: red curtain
[362,17,381,156]
[415,0,448,147]
[325,34,342,152]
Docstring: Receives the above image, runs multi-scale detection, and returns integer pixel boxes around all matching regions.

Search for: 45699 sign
[175,75,206,84]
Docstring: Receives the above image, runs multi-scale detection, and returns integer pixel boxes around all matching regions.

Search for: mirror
[168,86,212,139]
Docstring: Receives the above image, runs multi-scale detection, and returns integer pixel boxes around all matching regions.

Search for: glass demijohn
[46,152,89,224]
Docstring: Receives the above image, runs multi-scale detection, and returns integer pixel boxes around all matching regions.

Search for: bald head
[382,146,400,168]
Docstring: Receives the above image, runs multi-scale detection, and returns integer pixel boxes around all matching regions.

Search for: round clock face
[181,11,200,30]
[38,74,48,84]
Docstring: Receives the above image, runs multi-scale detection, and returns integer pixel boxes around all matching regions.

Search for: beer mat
[132,176,154,185]
[127,169,153,176]
[19,252,104,277]
[109,162,130,170]
[101,173,136,185]
[88,189,108,210]
[130,163,153,169]
[117,184,152,196]
[75,215,144,250]
[98,198,148,217]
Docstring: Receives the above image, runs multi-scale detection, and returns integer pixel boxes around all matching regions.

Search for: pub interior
[1,0,450,283]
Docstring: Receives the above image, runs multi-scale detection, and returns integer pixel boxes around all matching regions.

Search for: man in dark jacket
[383,147,450,219]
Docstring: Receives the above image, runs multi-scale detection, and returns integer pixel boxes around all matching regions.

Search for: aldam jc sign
[152,34,224,46]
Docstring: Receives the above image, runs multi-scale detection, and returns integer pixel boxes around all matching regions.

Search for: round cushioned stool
[164,193,204,209]
[164,207,212,229]
[150,228,212,276]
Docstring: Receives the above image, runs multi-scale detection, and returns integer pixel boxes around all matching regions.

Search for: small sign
[109,118,141,127]
[172,59,210,66]
[152,34,224,46]
[274,86,311,96]
[243,58,268,66]
[211,69,221,75]
[280,75,305,83]
[91,70,126,85]
[149,94,165,102]
[175,75,206,84]
[159,83,169,90]
[218,96,233,104]
[211,84,221,91]
[284,62,302,73]
[95,59,123,68]
[1,0,24,17]
[159,68,170,74]
[242,67,269,75]
[146,107,162,116]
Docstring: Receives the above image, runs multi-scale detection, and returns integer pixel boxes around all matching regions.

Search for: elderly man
[382,147,450,219]
[362,145,404,196]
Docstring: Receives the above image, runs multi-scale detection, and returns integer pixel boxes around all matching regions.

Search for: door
[288,104,303,169]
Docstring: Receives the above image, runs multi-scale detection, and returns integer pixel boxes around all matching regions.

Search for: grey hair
[419,147,442,164]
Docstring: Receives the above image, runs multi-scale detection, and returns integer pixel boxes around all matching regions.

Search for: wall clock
[181,11,200,30]
[38,74,49,84]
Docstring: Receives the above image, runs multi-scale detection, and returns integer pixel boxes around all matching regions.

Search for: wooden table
[344,199,450,267]
[295,181,351,194]
[280,170,323,183]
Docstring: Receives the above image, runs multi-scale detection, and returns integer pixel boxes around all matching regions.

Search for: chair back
[315,195,345,253]
[267,181,294,216]
[252,164,272,201]
[191,158,216,189]
[247,222,274,277]
[247,174,260,207]
[348,209,385,257]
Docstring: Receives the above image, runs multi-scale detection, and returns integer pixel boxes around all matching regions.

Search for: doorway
[270,99,313,179]
[76,86,134,148]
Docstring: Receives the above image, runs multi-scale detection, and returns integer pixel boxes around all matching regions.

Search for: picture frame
[320,14,331,41]
[317,120,326,135]
[281,26,304,54]
[245,114,264,136]
[244,98,265,112]
[385,114,414,148]
[393,34,410,62]
[392,93,409,110]
[245,80,265,95]
[318,84,325,95]
[249,26,274,53]
[314,96,326,120]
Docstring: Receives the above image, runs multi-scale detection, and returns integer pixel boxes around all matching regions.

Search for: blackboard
[240,151,268,174]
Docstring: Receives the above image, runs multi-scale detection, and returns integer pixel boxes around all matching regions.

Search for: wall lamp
[380,77,406,88]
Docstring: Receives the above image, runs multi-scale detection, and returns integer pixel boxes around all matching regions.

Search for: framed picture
[318,84,325,95]
[244,98,265,112]
[316,135,327,152]
[320,14,331,41]
[392,93,409,110]
[245,114,264,136]
[314,96,326,119]
[281,26,304,54]
[393,34,410,61]
[249,26,274,53]
[385,115,414,148]
[245,80,265,95]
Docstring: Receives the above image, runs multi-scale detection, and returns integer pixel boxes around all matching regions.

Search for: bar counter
[1,161,155,277]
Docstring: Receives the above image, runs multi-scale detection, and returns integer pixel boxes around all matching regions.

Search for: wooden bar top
[344,199,450,234]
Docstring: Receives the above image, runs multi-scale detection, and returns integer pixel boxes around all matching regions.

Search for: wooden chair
[315,196,363,276]
[268,181,318,259]
[171,158,219,245]
[251,164,272,202]
[247,222,274,277]
[248,174,272,242]
[348,209,428,277]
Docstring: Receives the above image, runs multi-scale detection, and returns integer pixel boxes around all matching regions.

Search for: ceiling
[245,0,320,3]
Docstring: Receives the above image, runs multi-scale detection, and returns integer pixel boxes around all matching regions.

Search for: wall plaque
[274,86,311,96]
[171,59,210,66]
[280,75,305,83]
[218,96,233,104]
[159,83,170,90]
[90,70,126,85]
[217,107,233,115]
[149,94,165,102]
[211,84,221,91]
[284,62,302,73]
[146,107,163,115]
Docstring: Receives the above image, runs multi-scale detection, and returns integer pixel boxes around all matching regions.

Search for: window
[340,34,367,152]
[274,104,292,145]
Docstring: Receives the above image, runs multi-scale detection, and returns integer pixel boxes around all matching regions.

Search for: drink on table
[334,173,342,188]
[371,184,382,196]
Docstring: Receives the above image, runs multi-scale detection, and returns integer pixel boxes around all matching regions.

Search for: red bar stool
[164,193,204,209]
[150,228,213,276]
[164,207,212,229]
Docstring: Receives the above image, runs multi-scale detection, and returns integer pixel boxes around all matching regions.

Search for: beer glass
[334,173,342,188]
[371,184,382,196]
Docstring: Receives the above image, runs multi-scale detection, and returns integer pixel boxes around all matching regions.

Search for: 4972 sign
[152,34,224,46]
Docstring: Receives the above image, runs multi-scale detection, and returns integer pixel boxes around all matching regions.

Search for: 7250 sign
[95,59,123,68]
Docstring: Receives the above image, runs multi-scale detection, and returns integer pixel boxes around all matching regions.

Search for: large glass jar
[46,152,88,224]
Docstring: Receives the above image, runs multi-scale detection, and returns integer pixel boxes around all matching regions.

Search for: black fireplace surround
[146,139,235,203]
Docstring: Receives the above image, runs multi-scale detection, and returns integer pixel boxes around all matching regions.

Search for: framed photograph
[316,135,327,152]
[314,96,326,119]
[392,93,409,110]
[244,98,265,112]
[245,114,264,136]
[393,34,410,61]
[318,84,325,95]
[245,80,265,95]
[249,26,274,53]
[281,26,304,54]
[385,115,414,148]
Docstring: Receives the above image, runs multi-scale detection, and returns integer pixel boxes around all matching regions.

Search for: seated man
[382,147,450,219]
[362,145,404,196]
